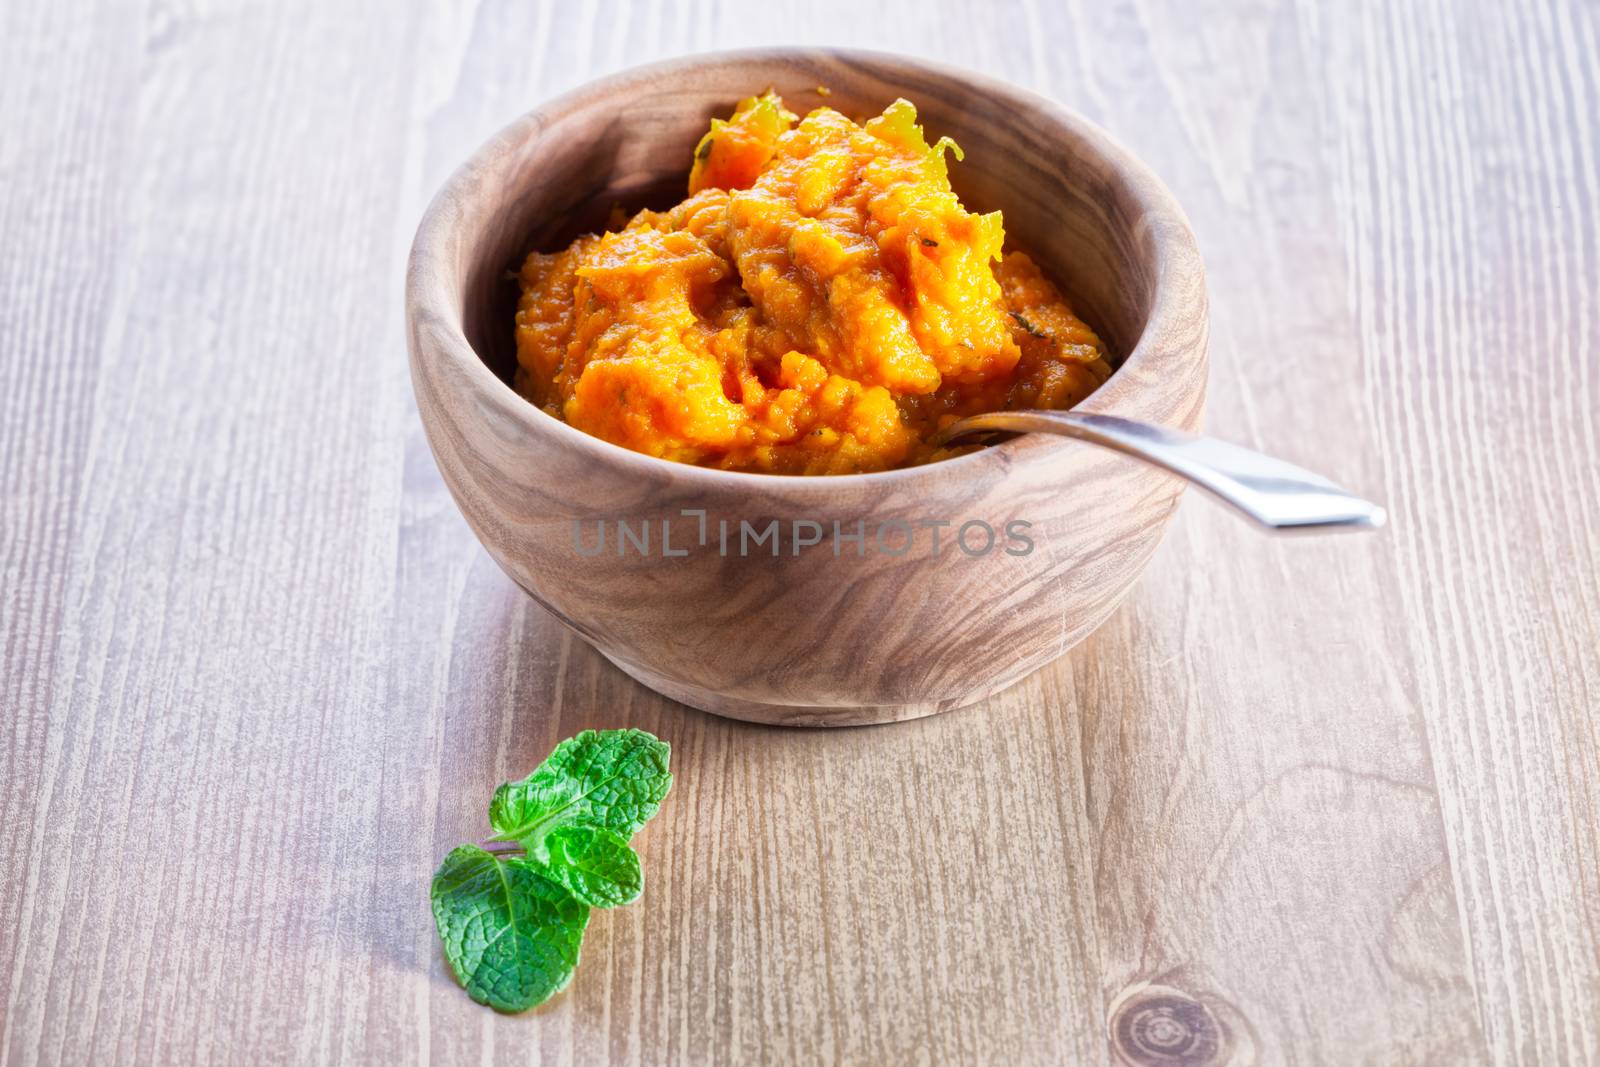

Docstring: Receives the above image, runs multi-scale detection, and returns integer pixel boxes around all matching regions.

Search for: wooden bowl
[406,49,1207,726]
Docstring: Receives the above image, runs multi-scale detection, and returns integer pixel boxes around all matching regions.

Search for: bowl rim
[406,46,1205,501]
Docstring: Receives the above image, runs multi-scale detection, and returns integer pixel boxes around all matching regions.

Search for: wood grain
[2,0,1597,1064]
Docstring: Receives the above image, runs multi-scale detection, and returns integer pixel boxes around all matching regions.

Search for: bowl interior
[455,53,1158,394]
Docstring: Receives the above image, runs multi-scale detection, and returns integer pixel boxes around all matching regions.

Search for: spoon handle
[944,411,1386,532]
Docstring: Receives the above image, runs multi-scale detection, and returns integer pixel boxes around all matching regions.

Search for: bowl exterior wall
[409,316,1203,720]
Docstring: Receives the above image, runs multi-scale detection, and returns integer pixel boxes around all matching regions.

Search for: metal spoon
[931,411,1386,533]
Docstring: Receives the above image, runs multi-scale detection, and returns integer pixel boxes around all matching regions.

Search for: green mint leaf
[543,824,643,908]
[489,728,672,844]
[430,845,590,1012]
[433,728,673,1013]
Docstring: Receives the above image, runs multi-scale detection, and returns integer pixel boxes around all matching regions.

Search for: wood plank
[1312,1,1600,1060]
[1,2,424,1062]
[0,0,143,1047]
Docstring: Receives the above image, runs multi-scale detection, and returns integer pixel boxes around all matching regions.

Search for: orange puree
[514,92,1111,474]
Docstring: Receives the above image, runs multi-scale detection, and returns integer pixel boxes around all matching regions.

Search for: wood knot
[1109,986,1225,1067]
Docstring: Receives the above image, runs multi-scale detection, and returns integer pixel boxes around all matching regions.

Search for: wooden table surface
[3,2,1597,1064]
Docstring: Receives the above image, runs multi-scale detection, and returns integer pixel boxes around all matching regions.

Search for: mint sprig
[431,729,672,1012]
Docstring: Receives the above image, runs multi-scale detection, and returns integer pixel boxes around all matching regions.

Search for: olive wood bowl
[406,48,1207,726]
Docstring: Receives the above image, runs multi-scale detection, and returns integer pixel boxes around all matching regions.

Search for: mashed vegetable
[514,92,1111,474]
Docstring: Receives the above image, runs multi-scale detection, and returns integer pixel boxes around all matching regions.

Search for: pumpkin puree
[514,93,1111,474]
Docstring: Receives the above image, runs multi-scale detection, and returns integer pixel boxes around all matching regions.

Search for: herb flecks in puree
[514,93,1111,474]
